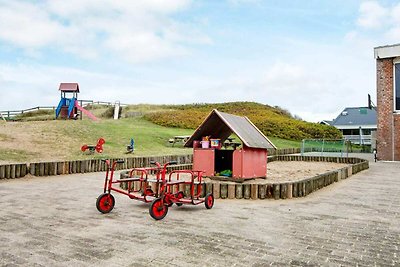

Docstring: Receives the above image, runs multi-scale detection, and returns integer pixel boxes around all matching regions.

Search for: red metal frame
[101,159,166,204]
[96,159,214,220]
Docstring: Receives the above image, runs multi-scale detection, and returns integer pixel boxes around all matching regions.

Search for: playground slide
[55,98,66,118]
[68,97,76,117]
[74,101,99,121]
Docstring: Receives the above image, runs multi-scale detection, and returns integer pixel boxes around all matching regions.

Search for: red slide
[75,101,99,121]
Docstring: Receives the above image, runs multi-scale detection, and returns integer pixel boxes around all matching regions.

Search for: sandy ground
[164,161,349,184]
[262,161,349,183]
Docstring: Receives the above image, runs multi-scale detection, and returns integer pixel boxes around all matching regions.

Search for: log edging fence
[119,155,369,200]
[0,155,193,179]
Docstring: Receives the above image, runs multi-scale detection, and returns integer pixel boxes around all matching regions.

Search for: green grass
[64,117,194,159]
[0,148,35,162]
[268,137,301,148]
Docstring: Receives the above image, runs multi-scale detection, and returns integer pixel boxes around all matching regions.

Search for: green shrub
[144,102,341,141]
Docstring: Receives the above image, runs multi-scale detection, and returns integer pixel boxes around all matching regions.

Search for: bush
[144,102,341,141]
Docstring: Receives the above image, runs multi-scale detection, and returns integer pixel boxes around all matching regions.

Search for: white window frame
[394,57,400,112]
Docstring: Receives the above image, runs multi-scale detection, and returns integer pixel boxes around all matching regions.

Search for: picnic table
[169,135,191,146]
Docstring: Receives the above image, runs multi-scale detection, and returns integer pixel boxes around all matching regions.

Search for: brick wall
[376,58,400,160]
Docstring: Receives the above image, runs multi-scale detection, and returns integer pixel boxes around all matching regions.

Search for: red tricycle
[95,159,214,220]
[96,159,168,214]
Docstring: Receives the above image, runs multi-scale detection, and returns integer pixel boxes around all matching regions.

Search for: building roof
[184,109,277,150]
[59,83,79,92]
[374,43,400,59]
[331,107,377,127]
[319,120,333,126]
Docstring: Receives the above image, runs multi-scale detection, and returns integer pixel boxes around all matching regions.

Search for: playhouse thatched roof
[59,83,79,92]
[184,109,276,150]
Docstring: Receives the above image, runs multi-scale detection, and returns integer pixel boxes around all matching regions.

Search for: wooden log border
[0,154,193,180]
[119,155,369,200]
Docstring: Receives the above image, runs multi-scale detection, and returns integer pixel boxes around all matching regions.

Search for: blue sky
[0,0,399,121]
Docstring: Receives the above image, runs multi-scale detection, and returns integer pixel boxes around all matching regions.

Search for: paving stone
[0,154,398,266]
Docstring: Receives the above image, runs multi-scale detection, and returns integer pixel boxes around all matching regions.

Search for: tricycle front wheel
[205,193,214,209]
[96,193,115,214]
[149,198,168,220]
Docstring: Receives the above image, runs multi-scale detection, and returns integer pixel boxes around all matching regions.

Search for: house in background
[374,43,400,161]
[323,107,377,146]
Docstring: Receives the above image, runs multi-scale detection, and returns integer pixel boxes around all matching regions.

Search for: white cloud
[357,1,387,29]
[0,0,207,63]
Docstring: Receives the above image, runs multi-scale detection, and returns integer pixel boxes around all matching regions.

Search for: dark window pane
[395,63,400,110]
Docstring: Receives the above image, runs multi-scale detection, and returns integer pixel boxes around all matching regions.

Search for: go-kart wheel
[205,193,214,209]
[175,191,184,206]
[96,193,115,214]
[149,198,168,220]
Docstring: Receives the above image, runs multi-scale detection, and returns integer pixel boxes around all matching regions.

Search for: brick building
[374,44,400,161]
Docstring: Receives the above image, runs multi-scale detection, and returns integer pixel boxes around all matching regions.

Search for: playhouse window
[395,62,400,111]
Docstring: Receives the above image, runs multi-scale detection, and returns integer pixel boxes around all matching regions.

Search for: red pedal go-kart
[96,159,167,214]
[95,159,214,220]
[148,164,214,220]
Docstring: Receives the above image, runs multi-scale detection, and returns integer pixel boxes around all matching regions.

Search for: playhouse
[55,83,98,121]
[185,109,276,180]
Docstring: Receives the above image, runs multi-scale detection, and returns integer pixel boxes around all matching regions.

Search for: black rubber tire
[204,193,214,209]
[96,193,115,214]
[149,198,168,220]
[176,203,183,207]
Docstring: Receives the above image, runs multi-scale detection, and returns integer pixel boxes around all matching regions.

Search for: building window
[395,62,400,111]
[362,129,371,135]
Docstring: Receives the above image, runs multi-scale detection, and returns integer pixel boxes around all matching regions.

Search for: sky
[0,0,399,122]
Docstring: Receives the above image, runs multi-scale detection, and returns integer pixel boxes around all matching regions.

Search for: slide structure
[55,98,66,118]
[74,101,99,121]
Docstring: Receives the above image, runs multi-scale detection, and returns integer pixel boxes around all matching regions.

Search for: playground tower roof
[185,109,276,150]
[59,83,79,93]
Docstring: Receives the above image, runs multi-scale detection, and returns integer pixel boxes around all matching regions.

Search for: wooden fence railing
[0,101,129,120]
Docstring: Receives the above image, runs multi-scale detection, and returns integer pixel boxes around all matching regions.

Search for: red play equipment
[55,83,99,121]
[96,159,214,220]
[149,168,214,220]
[81,138,105,153]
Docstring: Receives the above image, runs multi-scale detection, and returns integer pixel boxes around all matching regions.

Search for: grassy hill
[0,102,337,163]
[143,102,341,141]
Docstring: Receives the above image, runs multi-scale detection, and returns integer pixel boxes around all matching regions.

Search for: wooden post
[39,163,45,176]
[287,183,293,199]
[213,182,220,199]
[243,184,251,199]
[15,164,21,178]
[220,183,228,199]
[251,184,258,200]
[10,165,15,179]
[273,184,280,200]
[292,183,298,198]
[22,164,27,177]
[235,184,243,199]
[0,165,5,179]
[228,184,235,199]
[280,184,287,199]
[258,184,266,199]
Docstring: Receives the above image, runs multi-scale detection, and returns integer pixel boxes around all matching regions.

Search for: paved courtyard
[0,154,399,266]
